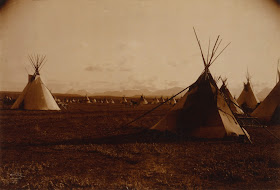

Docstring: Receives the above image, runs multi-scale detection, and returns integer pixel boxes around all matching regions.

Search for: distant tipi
[11,55,60,110]
[151,30,248,139]
[138,95,148,105]
[237,70,259,111]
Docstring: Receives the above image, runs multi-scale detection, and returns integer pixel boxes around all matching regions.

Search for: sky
[0,0,280,95]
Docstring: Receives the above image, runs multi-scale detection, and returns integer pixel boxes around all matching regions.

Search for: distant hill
[65,87,186,97]
[256,87,272,101]
[66,89,90,96]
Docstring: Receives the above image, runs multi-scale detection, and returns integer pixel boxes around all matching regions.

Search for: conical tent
[160,96,165,103]
[151,97,160,104]
[151,71,246,138]
[11,55,60,111]
[220,79,244,115]
[85,95,91,103]
[120,96,128,104]
[139,95,148,105]
[251,81,280,123]
[169,97,177,105]
[151,30,248,139]
[237,71,259,110]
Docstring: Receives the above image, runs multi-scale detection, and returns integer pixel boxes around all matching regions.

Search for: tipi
[138,95,148,105]
[85,95,91,103]
[220,78,244,115]
[151,30,248,139]
[151,97,160,104]
[168,97,177,105]
[237,70,259,111]
[11,55,60,110]
[120,96,128,104]
[251,65,280,123]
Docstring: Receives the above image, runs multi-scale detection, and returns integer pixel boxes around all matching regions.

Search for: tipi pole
[193,27,207,67]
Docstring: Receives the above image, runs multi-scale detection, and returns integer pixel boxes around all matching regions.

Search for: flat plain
[0,100,279,189]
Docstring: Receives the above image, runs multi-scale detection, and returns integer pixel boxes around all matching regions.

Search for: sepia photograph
[0,0,280,189]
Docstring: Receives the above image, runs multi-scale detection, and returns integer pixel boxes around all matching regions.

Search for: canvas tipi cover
[220,82,244,115]
[151,71,246,138]
[251,81,280,122]
[237,74,259,110]
[11,75,60,110]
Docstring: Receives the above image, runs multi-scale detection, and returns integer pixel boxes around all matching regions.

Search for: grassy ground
[0,103,280,189]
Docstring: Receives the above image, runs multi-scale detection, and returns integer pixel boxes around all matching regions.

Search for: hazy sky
[0,0,280,95]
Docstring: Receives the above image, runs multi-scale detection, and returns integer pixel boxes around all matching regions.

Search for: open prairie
[0,101,280,189]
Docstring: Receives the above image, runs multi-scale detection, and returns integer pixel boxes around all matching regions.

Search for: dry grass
[0,102,280,189]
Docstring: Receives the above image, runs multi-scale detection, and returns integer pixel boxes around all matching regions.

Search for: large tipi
[251,65,280,123]
[11,55,60,110]
[151,30,248,139]
[220,79,244,115]
[237,70,259,111]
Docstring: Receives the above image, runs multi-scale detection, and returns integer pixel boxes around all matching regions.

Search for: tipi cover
[220,81,244,115]
[251,81,280,122]
[270,105,280,124]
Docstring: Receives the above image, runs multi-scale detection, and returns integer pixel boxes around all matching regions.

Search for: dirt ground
[0,102,280,189]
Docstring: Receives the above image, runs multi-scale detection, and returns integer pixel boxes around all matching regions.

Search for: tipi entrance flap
[216,91,244,136]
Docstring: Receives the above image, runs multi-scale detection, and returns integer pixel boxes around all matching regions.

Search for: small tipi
[151,97,160,104]
[151,30,248,139]
[85,95,91,103]
[220,78,244,115]
[168,97,177,105]
[11,55,60,111]
[237,70,259,111]
[120,96,128,104]
[251,65,280,123]
[138,95,148,105]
